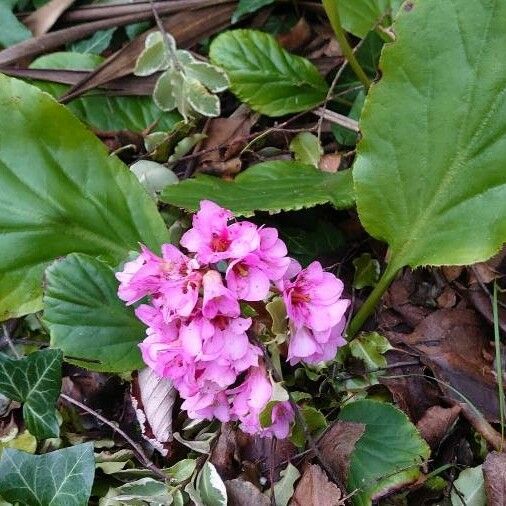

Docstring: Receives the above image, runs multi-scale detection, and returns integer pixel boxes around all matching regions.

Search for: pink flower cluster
[116,200,349,438]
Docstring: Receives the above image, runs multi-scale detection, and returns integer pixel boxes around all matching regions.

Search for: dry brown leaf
[483,451,506,505]
[319,153,341,173]
[318,421,365,485]
[225,479,270,506]
[290,464,344,506]
[415,405,461,449]
[60,4,234,102]
[24,0,76,37]
[442,265,464,282]
[197,105,258,176]
[210,424,240,480]
[277,18,312,51]
[131,367,176,456]
[400,308,500,422]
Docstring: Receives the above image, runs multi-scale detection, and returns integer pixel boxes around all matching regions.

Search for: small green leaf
[166,459,197,483]
[161,161,355,216]
[349,332,392,371]
[271,463,300,506]
[177,51,229,92]
[352,253,380,289]
[354,0,506,273]
[0,2,32,49]
[451,466,486,506]
[210,30,328,116]
[332,0,404,38]
[0,75,169,320]
[289,132,323,168]
[100,477,172,506]
[196,462,227,506]
[339,400,430,505]
[168,133,207,165]
[70,28,116,54]
[0,349,62,439]
[232,0,276,23]
[44,253,146,373]
[266,297,288,336]
[186,78,221,117]
[0,443,95,506]
[153,69,178,111]
[135,34,170,76]
[130,161,178,196]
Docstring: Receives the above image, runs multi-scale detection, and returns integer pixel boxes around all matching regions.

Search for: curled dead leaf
[415,405,461,449]
[290,464,344,506]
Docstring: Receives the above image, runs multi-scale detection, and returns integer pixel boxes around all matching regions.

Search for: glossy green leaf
[289,132,323,167]
[44,254,146,373]
[0,443,95,506]
[161,161,354,216]
[209,30,328,116]
[0,349,62,439]
[196,462,227,506]
[333,0,403,38]
[338,400,430,505]
[0,75,169,320]
[232,0,276,22]
[353,0,506,273]
[451,466,486,506]
[30,52,180,132]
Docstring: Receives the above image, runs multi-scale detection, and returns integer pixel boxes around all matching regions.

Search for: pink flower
[226,254,271,301]
[281,261,349,332]
[180,200,260,263]
[181,389,231,422]
[287,319,347,365]
[262,401,294,439]
[202,270,240,319]
[256,228,291,281]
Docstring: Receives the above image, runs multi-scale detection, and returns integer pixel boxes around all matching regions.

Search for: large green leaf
[44,254,146,373]
[333,0,403,38]
[338,400,430,506]
[0,443,95,506]
[353,0,506,274]
[209,30,328,116]
[0,349,62,439]
[161,161,354,216]
[0,75,169,320]
[30,52,181,132]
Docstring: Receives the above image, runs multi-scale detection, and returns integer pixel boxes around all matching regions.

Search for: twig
[60,393,167,480]
[312,108,359,132]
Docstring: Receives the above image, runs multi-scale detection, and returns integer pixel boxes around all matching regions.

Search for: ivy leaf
[100,477,173,506]
[339,400,430,505]
[333,0,404,38]
[348,332,392,371]
[210,30,328,116]
[161,161,354,216]
[353,0,506,275]
[0,443,95,506]
[0,349,62,439]
[0,75,169,320]
[232,0,276,23]
[30,52,180,132]
[44,253,146,373]
[196,462,227,506]
[289,132,323,168]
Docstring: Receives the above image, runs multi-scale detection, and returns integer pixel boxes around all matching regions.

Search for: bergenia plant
[116,200,349,438]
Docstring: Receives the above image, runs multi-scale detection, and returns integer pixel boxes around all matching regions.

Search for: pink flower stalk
[180,200,260,264]
[116,200,350,439]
